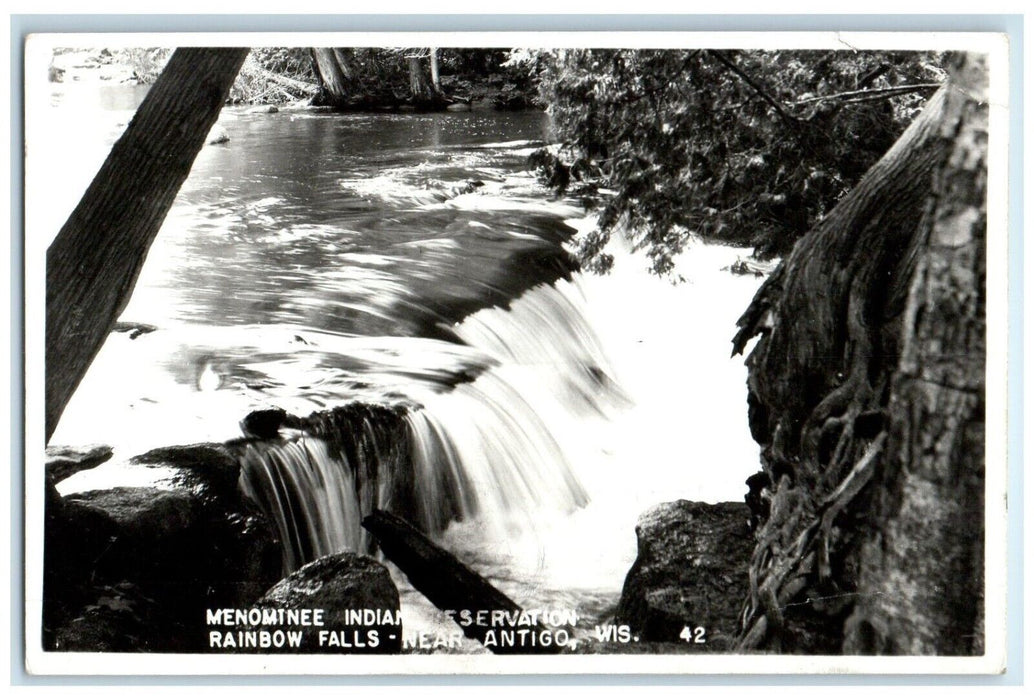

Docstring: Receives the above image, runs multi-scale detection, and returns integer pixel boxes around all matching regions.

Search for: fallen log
[361,510,558,654]
[258,67,319,96]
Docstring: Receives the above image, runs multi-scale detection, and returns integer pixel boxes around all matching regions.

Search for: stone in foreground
[616,500,752,651]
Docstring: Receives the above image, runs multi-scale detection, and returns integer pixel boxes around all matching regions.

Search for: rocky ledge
[44,443,282,652]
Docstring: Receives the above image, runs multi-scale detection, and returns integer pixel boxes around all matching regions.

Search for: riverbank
[47,47,543,111]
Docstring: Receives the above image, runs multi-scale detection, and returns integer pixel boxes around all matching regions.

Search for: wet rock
[207,125,230,144]
[616,500,752,651]
[247,104,279,114]
[112,321,158,339]
[446,101,471,112]
[250,553,402,653]
[130,442,242,495]
[241,407,288,439]
[45,443,282,652]
[45,444,113,483]
[454,179,484,196]
[72,486,196,539]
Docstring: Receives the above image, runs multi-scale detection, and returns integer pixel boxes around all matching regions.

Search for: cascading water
[43,100,767,643]
[236,278,622,576]
[239,438,366,573]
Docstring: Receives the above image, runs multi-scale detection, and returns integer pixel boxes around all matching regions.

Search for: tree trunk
[407,56,438,105]
[310,48,351,105]
[45,48,247,443]
[841,54,988,655]
[429,48,441,91]
[731,53,987,654]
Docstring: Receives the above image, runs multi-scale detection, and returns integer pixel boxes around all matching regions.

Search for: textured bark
[46,48,247,442]
[310,47,351,103]
[407,56,438,104]
[842,54,987,655]
[732,53,987,654]
[429,48,441,91]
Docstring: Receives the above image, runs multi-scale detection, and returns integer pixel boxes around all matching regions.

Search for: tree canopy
[525,49,945,275]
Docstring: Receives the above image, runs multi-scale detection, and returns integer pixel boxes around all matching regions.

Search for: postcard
[22,30,1010,675]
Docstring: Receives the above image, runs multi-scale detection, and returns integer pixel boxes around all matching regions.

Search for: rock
[45,444,113,483]
[241,408,288,439]
[71,486,196,538]
[247,105,279,114]
[446,102,471,112]
[130,442,242,495]
[616,500,753,651]
[45,443,282,651]
[455,179,484,196]
[50,582,163,652]
[207,125,230,145]
[42,484,121,648]
[111,321,157,339]
[251,553,402,653]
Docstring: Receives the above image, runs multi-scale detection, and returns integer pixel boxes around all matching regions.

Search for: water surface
[39,85,766,646]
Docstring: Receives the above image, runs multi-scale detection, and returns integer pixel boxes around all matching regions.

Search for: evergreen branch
[706,50,800,129]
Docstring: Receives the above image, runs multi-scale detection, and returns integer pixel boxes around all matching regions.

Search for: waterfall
[239,439,366,573]
[238,277,625,575]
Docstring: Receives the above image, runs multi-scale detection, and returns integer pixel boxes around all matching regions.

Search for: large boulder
[208,553,402,654]
[44,443,282,652]
[616,500,753,651]
[42,481,121,648]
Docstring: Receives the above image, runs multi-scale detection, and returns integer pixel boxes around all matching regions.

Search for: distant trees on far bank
[82,47,538,111]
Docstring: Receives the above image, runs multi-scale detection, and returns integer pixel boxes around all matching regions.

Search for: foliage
[113,48,173,84]
[525,49,945,274]
[251,47,315,80]
[228,49,318,104]
[78,46,533,108]
[309,48,535,108]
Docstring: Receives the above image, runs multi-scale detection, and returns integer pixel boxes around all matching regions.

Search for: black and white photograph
[22,31,1010,675]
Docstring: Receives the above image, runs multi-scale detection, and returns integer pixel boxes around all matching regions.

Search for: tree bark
[732,53,987,654]
[46,48,247,443]
[310,48,351,105]
[841,54,988,655]
[429,48,441,91]
[407,56,438,104]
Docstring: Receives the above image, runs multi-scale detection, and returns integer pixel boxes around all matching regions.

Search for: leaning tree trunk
[45,47,247,442]
[731,53,987,654]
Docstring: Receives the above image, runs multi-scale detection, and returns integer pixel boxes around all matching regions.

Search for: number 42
[679,626,706,644]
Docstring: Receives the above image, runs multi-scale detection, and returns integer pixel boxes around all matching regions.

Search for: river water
[37,81,766,649]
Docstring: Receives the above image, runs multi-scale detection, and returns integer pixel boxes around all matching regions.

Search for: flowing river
[37,80,766,649]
